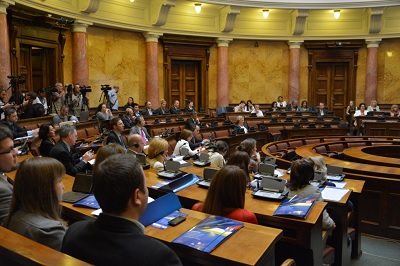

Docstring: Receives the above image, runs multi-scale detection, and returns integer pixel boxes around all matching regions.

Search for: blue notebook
[273,196,316,219]
[172,216,244,253]
[73,195,100,209]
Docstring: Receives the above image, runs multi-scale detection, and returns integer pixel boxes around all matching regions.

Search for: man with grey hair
[286,100,299,111]
[0,126,18,225]
[0,88,13,120]
[52,82,65,114]
[50,124,94,176]
[53,105,79,127]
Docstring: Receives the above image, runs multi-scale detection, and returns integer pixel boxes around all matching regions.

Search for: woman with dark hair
[192,165,258,224]
[298,100,310,111]
[5,157,66,250]
[244,100,254,112]
[269,101,280,112]
[226,151,250,183]
[288,159,335,230]
[146,138,169,170]
[208,140,229,168]
[237,138,260,174]
[38,124,56,157]
[172,129,200,157]
[95,143,126,169]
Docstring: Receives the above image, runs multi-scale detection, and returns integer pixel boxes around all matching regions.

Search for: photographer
[67,84,89,118]
[108,85,119,112]
[53,105,79,128]
[0,88,13,120]
[52,82,65,114]
[32,88,49,115]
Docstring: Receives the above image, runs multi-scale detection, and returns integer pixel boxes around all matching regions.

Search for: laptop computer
[193,153,211,167]
[197,168,219,188]
[310,171,326,188]
[326,165,346,181]
[79,111,90,122]
[252,177,288,200]
[157,160,187,180]
[62,173,93,203]
[136,153,150,170]
[253,163,277,180]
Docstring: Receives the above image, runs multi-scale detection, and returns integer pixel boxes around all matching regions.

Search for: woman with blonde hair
[147,137,169,170]
[367,100,380,112]
[5,157,66,250]
[390,104,399,117]
[192,165,258,224]
[305,155,327,181]
[156,99,170,115]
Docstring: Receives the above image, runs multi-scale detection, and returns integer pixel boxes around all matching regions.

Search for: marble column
[364,39,380,105]
[217,39,232,107]
[0,1,14,94]
[143,33,161,106]
[72,22,90,86]
[288,41,302,102]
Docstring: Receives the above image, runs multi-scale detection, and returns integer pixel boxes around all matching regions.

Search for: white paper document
[331,181,347,188]
[321,187,350,201]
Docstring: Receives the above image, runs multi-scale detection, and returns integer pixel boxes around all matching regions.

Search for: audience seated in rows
[208,140,229,168]
[146,138,169,170]
[234,101,246,112]
[123,97,134,110]
[129,116,151,145]
[38,124,56,157]
[192,165,258,224]
[244,100,255,112]
[189,125,209,150]
[237,138,260,174]
[95,144,126,171]
[251,104,263,117]
[277,96,287,108]
[141,101,155,116]
[185,111,200,131]
[184,100,195,114]
[156,99,170,115]
[226,151,251,184]
[367,100,380,112]
[127,134,145,157]
[232,115,248,134]
[170,100,182,114]
[106,117,126,150]
[173,129,200,157]
[298,100,310,111]
[286,100,299,111]
[0,108,39,139]
[95,103,113,132]
[53,106,79,128]
[121,108,136,128]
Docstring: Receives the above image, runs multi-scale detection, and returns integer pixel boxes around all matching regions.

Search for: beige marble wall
[355,46,367,105]
[378,39,400,104]
[227,40,290,105]
[208,45,218,108]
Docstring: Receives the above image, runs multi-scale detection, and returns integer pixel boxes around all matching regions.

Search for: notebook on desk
[252,177,288,200]
[193,153,211,167]
[253,163,277,180]
[62,173,93,203]
[326,165,345,181]
[197,168,219,188]
[157,160,187,180]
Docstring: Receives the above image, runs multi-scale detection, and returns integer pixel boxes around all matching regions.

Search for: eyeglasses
[0,147,17,155]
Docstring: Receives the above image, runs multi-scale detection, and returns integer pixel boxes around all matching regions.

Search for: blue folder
[139,193,182,227]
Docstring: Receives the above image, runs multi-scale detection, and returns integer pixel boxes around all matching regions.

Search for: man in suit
[316,102,328,116]
[121,108,136,128]
[50,124,94,176]
[185,111,200,131]
[0,108,39,139]
[285,100,299,111]
[129,116,151,145]
[62,154,182,265]
[106,117,126,149]
[170,100,182,114]
[0,126,18,225]
[127,134,144,156]
[141,101,155,116]
[188,125,209,150]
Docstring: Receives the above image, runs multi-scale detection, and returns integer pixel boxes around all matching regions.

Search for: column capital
[0,0,15,15]
[72,21,92,33]
[366,39,381,48]
[216,38,232,47]
[287,41,303,49]
[143,32,162,42]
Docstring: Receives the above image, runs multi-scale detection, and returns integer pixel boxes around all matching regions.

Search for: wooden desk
[280,128,348,140]
[362,120,400,136]
[343,145,400,167]
[145,166,327,266]
[0,226,91,266]
[9,170,282,266]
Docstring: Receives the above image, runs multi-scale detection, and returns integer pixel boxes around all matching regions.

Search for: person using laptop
[106,117,126,149]
[146,138,169,170]
[0,108,39,139]
[52,105,79,128]
[0,126,18,225]
[192,165,258,224]
[62,154,182,265]
[5,157,66,250]
[208,141,228,168]
[173,129,200,157]
[50,124,94,177]
[288,159,335,230]
[127,134,145,157]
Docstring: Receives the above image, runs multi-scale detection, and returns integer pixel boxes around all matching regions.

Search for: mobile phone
[168,216,186,226]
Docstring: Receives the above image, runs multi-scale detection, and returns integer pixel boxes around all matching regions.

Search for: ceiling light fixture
[262,9,269,19]
[130,0,134,2]
[334,10,340,19]
[195,3,202,14]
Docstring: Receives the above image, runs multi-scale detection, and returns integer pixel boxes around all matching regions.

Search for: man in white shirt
[108,85,119,112]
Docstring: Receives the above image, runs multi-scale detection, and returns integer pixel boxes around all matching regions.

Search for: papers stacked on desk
[321,187,350,201]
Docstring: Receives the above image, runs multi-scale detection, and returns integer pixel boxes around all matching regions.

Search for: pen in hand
[288,194,297,203]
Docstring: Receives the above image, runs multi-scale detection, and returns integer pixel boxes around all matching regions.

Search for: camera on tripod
[80,85,92,96]
[101,85,111,91]
[45,86,58,94]
[66,84,73,94]
[7,75,26,87]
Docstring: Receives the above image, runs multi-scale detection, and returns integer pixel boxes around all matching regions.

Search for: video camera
[80,85,92,96]
[45,86,58,94]
[101,84,111,92]
[7,75,26,87]
[66,84,73,94]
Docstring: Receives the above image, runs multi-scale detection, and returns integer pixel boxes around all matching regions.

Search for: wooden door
[170,60,202,111]
[314,62,348,117]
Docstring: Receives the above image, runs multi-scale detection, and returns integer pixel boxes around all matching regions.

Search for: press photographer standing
[108,85,119,112]
[68,84,89,119]
[52,82,65,114]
